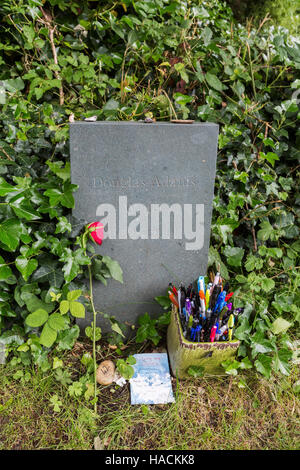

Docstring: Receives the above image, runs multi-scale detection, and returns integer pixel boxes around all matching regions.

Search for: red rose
[87,222,104,245]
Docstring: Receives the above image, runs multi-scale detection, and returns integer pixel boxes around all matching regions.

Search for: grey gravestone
[0,340,5,364]
[70,122,219,330]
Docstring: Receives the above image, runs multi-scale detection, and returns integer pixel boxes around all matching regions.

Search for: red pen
[225,292,234,302]
[210,325,217,342]
[169,283,178,296]
[168,291,179,308]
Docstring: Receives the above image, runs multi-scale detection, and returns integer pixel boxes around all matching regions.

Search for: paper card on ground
[130,353,175,405]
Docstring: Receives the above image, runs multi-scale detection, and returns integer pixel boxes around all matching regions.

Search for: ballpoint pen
[205,288,210,308]
[228,314,234,341]
[168,291,179,308]
[225,292,234,302]
[215,321,222,341]
[185,298,192,321]
[210,324,217,342]
[169,282,178,297]
[209,284,221,311]
[186,284,192,298]
[197,276,206,295]
[199,290,206,313]
[206,308,212,321]
[213,272,220,286]
[180,287,186,313]
[213,290,226,314]
[177,288,182,315]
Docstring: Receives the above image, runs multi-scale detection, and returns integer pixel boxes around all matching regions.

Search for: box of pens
[167,273,242,378]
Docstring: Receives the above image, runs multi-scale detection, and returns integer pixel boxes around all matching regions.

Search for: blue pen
[215,321,222,341]
[191,324,202,342]
[213,291,226,314]
[182,307,187,322]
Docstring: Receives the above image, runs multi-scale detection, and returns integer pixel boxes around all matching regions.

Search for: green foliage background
[0,0,299,379]
[227,0,300,35]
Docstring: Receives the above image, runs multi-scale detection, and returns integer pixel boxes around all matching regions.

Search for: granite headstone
[0,340,5,364]
[70,122,219,330]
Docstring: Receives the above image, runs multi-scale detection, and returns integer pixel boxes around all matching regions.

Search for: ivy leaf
[31,259,64,288]
[273,349,293,376]
[156,311,171,327]
[257,220,274,241]
[102,256,123,283]
[239,357,253,369]
[206,72,225,91]
[21,292,55,314]
[259,151,280,167]
[136,313,161,345]
[155,295,172,310]
[10,200,40,221]
[0,218,22,251]
[103,98,119,115]
[223,246,244,267]
[254,354,272,379]
[202,26,212,46]
[55,216,72,234]
[15,256,38,281]
[270,317,292,335]
[25,309,48,328]
[0,255,13,281]
[56,325,80,351]
[250,332,275,358]
[222,359,240,375]
[46,160,71,182]
[2,77,24,93]
[44,183,77,209]
[60,248,90,283]
[0,177,18,196]
[208,246,229,279]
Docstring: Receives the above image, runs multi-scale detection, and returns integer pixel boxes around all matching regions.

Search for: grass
[0,340,299,450]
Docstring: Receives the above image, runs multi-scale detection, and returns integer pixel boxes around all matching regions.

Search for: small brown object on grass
[96,360,115,385]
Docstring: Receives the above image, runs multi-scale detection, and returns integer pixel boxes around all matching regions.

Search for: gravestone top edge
[70,121,219,127]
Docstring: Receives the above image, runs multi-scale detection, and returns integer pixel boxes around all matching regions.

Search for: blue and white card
[130,353,175,405]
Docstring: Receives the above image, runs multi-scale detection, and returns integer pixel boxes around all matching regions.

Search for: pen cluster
[168,273,243,343]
